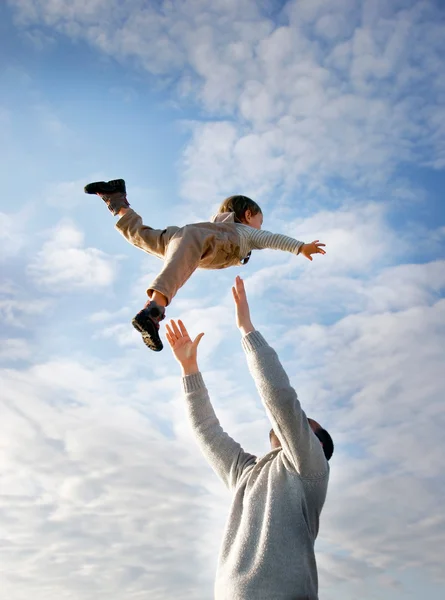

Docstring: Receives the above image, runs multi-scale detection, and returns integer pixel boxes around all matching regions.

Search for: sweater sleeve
[236,225,304,255]
[182,372,256,491]
[241,331,328,479]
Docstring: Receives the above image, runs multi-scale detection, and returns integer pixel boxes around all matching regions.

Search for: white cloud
[0,209,32,260]
[0,285,51,328]
[0,355,227,599]
[9,0,445,200]
[363,259,445,312]
[27,221,118,291]
[0,338,32,361]
[92,322,141,348]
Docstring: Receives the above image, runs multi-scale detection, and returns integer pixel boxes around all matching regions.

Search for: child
[84,178,326,352]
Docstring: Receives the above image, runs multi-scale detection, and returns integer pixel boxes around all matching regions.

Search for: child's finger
[166,323,175,339]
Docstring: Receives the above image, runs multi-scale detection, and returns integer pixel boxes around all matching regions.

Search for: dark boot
[84,179,130,216]
[132,301,166,352]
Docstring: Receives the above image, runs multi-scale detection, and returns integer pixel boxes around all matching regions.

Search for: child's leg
[131,225,213,352]
[84,179,178,260]
[150,290,168,307]
[115,209,179,260]
[147,224,228,306]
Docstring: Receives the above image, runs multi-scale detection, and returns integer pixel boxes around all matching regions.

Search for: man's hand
[300,240,326,261]
[232,276,255,336]
[166,319,204,376]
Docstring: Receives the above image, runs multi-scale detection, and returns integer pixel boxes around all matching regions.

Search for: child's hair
[218,195,262,224]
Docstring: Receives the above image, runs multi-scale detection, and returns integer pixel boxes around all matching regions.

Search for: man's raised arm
[167,319,256,491]
[232,277,328,479]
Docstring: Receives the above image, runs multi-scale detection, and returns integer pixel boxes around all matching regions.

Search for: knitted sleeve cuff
[182,372,206,393]
[241,330,269,354]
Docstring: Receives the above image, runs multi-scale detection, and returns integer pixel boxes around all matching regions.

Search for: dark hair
[314,428,334,461]
[218,195,262,224]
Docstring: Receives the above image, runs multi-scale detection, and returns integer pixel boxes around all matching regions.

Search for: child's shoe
[132,301,166,352]
[84,179,130,216]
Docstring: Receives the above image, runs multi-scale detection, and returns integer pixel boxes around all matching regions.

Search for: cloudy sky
[1,0,444,598]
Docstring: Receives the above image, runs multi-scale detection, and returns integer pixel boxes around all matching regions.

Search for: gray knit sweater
[182,331,329,600]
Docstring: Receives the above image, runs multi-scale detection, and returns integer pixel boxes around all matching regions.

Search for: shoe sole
[84,179,126,195]
[132,315,163,352]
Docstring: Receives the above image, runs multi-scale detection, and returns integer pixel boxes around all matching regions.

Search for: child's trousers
[115,209,242,305]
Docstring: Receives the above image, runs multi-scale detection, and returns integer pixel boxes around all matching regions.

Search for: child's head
[219,195,263,229]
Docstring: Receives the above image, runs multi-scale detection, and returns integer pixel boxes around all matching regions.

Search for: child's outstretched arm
[166,320,256,491]
[238,226,326,260]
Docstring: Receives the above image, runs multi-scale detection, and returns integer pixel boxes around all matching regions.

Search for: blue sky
[1,1,444,599]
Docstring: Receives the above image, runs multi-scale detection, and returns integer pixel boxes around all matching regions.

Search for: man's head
[269,419,334,461]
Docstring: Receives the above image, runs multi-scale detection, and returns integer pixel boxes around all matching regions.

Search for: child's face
[244,210,263,230]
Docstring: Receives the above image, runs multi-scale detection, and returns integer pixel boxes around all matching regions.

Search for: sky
[1,0,444,599]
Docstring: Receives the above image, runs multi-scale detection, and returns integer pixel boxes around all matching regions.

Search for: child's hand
[232,276,255,336]
[300,240,326,261]
[166,319,204,375]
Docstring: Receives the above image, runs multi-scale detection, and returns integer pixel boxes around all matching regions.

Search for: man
[166,276,333,600]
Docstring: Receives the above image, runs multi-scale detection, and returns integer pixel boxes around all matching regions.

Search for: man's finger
[235,276,245,294]
[165,331,174,347]
[170,319,182,339]
[178,319,189,337]
[166,323,176,339]
[165,325,174,342]
[193,332,205,348]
